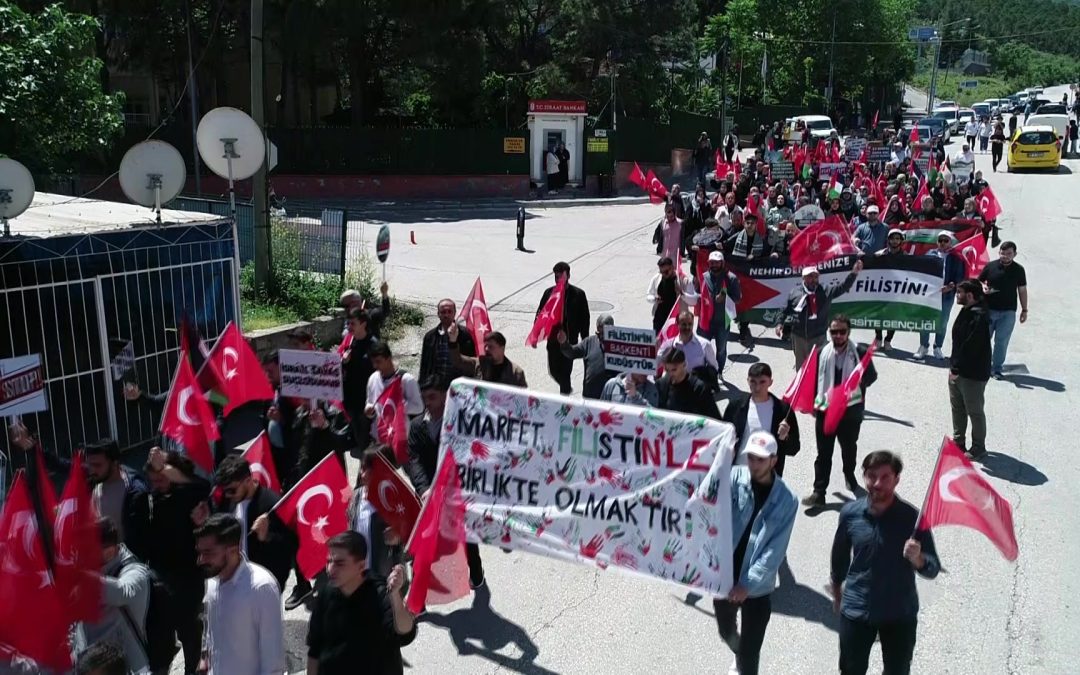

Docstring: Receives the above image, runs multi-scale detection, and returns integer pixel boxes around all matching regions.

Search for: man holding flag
[831,451,940,675]
[802,315,878,507]
[534,262,591,395]
[696,251,741,384]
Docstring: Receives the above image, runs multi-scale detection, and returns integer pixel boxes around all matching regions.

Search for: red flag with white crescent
[977,185,1002,222]
[655,300,682,376]
[206,322,274,416]
[273,454,352,579]
[788,215,860,267]
[917,437,1018,561]
[458,277,492,349]
[822,342,876,436]
[53,452,103,623]
[526,278,566,348]
[376,377,410,465]
[782,345,819,414]
[241,432,281,493]
[366,452,422,542]
[644,169,668,204]
[160,350,220,473]
[950,231,990,278]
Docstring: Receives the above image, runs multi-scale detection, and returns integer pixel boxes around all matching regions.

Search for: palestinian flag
[826,175,842,200]
[927,156,940,186]
[898,218,982,255]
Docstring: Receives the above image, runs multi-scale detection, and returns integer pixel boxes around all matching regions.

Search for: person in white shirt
[661,310,719,374]
[646,256,698,333]
[545,147,560,193]
[196,514,286,675]
[365,341,424,422]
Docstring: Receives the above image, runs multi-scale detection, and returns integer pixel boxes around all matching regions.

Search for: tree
[0,2,124,173]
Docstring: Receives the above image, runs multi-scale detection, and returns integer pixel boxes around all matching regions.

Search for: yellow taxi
[1007,125,1062,172]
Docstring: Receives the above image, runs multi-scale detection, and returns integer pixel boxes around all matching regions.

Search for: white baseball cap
[801,266,819,277]
[866,205,880,214]
[708,251,724,263]
[742,431,778,458]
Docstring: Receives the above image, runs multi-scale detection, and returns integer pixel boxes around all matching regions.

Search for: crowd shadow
[863,409,915,428]
[421,585,555,675]
[803,492,854,517]
[973,451,1049,486]
[1006,374,1065,392]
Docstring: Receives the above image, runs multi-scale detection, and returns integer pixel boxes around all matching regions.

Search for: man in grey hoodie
[556,313,620,399]
[76,517,152,674]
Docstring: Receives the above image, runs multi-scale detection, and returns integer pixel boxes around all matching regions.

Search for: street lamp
[927,17,970,114]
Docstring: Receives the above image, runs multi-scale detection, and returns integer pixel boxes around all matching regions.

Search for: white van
[1025,114,1068,139]
[782,115,837,142]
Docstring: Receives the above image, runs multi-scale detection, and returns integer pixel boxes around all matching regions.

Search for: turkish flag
[644,169,668,204]
[160,350,221,473]
[654,300,682,376]
[53,453,103,624]
[0,473,73,671]
[909,126,920,144]
[782,344,819,414]
[405,450,471,614]
[526,278,566,348]
[458,277,492,350]
[917,437,1018,561]
[822,342,876,435]
[714,150,729,178]
[694,248,714,329]
[733,155,742,179]
[337,332,353,356]
[274,454,352,579]
[241,432,281,493]
[629,162,648,191]
[205,322,274,416]
[376,377,409,465]
[366,452,422,542]
[789,215,859,267]
[950,232,990,278]
[872,109,879,129]
[181,312,228,406]
[977,185,1003,222]
[913,176,930,213]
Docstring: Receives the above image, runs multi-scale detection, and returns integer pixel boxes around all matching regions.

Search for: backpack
[117,563,180,671]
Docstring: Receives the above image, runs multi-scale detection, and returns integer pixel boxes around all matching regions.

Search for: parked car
[1035,103,1067,115]
[903,125,935,144]
[931,107,961,134]
[1007,125,1061,172]
[918,116,951,142]
[936,100,958,109]
[1025,114,1069,139]
[971,103,991,119]
[782,114,838,142]
[957,108,976,131]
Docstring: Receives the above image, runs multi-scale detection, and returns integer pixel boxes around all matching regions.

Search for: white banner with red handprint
[440,378,737,596]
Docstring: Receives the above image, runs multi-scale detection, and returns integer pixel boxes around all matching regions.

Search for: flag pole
[912,436,947,537]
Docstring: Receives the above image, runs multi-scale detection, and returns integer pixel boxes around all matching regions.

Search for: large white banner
[441,379,736,595]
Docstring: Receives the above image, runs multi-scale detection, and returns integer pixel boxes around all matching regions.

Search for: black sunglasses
[829,328,849,335]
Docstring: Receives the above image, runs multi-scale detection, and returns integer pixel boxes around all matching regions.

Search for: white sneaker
[933,347,944,360]
[914,345,928,359]
[728,655,741,675]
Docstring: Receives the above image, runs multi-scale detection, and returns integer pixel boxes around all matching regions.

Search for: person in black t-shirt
[307,531,416,675]
[977,241,1029,379]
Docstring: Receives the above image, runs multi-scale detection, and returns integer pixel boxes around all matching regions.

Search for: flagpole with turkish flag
[160,351,221,473]
[950,231,990,278]
[272,453,352,579]
[977,185,1003,222]
[916,437,1019,561]
[205,321,274,416]
[458,277,492,350]
[782,344,819,414]
[53,452,104,624]
[788,216,859,268]
[822,341,876,436]
[367,452,422,542]
[405,449,471,614]
[376,376,410,465]
[240,432,282,493]
[526,277,566,348]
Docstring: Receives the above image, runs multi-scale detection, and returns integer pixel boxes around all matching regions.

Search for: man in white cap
[775,261,863,370]
[713,430,797,675]
[852,205,887,255]
[916,230,966,360]
[696,251,742,383]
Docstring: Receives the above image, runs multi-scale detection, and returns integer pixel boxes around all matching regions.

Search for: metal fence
[168,197,368,279]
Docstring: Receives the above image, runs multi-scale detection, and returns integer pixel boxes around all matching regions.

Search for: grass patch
[242,301,300,330]
[909,72,1014,108]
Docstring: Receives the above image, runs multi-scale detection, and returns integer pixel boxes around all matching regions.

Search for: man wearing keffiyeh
[775,260,864,370]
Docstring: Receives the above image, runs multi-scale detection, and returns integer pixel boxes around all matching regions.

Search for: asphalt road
[178,84,1079,674]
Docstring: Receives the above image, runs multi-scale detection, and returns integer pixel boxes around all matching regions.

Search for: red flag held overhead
[526,278,566,348]
[782,345,819,414]
[274,454,352,579]
[53,453,103,624]
[629,162,648,191]
[917,438,1018,561]
[366,452,422,542]
[206,321,274,416]
[977,185,1003,222]
[788,215,860,267]
[405,450,472,614]
[376,377,410,465]
[160,351,220,473]
[458,277,492,350]
[950,232,990,278]
[241,432,282,493]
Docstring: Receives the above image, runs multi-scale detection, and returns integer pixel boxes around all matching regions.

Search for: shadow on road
[863,409,915,428]
[420,585,555,675]
[974,451,1049,486]
[1006,373,1066,392]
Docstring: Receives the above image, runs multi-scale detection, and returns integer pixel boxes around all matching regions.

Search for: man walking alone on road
[714,431,797,675]
[831,451,939,675]
[538,262,590,394]
[949,280,992,458]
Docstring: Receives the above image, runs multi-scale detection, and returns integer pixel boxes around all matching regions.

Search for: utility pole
[719,26,729,134]
[251,0,271,290]
[826,8,837,115]
[927,35,941,114]
[184,0,202,197]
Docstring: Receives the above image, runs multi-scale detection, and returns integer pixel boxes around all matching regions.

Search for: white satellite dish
[119,140,187,225]
[0,158,35,238]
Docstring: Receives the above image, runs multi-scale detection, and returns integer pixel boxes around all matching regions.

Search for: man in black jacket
[949,280,992,459]
[419,298,477,382]
[85,440,151,562]
[404,375,487,589]
[205,455,297,595]
[340,309,380,450]
[538,262,590,394]
[776,260,864,370]
[656,347,721,420]
[723,362,800,476]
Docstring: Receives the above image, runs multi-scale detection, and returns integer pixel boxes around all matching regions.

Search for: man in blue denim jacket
[713,431,798,675]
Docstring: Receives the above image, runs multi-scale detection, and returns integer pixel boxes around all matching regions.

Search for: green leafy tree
[0,2,124,172]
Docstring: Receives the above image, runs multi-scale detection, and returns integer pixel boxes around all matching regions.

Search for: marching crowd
[0,112,1030,675]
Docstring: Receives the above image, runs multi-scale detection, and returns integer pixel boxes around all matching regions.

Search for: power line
[761,25,1077,47]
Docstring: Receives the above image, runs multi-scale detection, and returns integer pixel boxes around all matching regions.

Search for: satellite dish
[196,107,265,181]
[0,158,35,238]
[119,140,187,224]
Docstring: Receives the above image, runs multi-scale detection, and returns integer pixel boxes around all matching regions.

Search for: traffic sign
[376,224,390,263]
[908,26,936,41]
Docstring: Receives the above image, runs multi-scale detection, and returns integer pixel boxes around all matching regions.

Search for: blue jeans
[919,292,955,349]
[988,309,1016,373]
[699,324,728,380]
